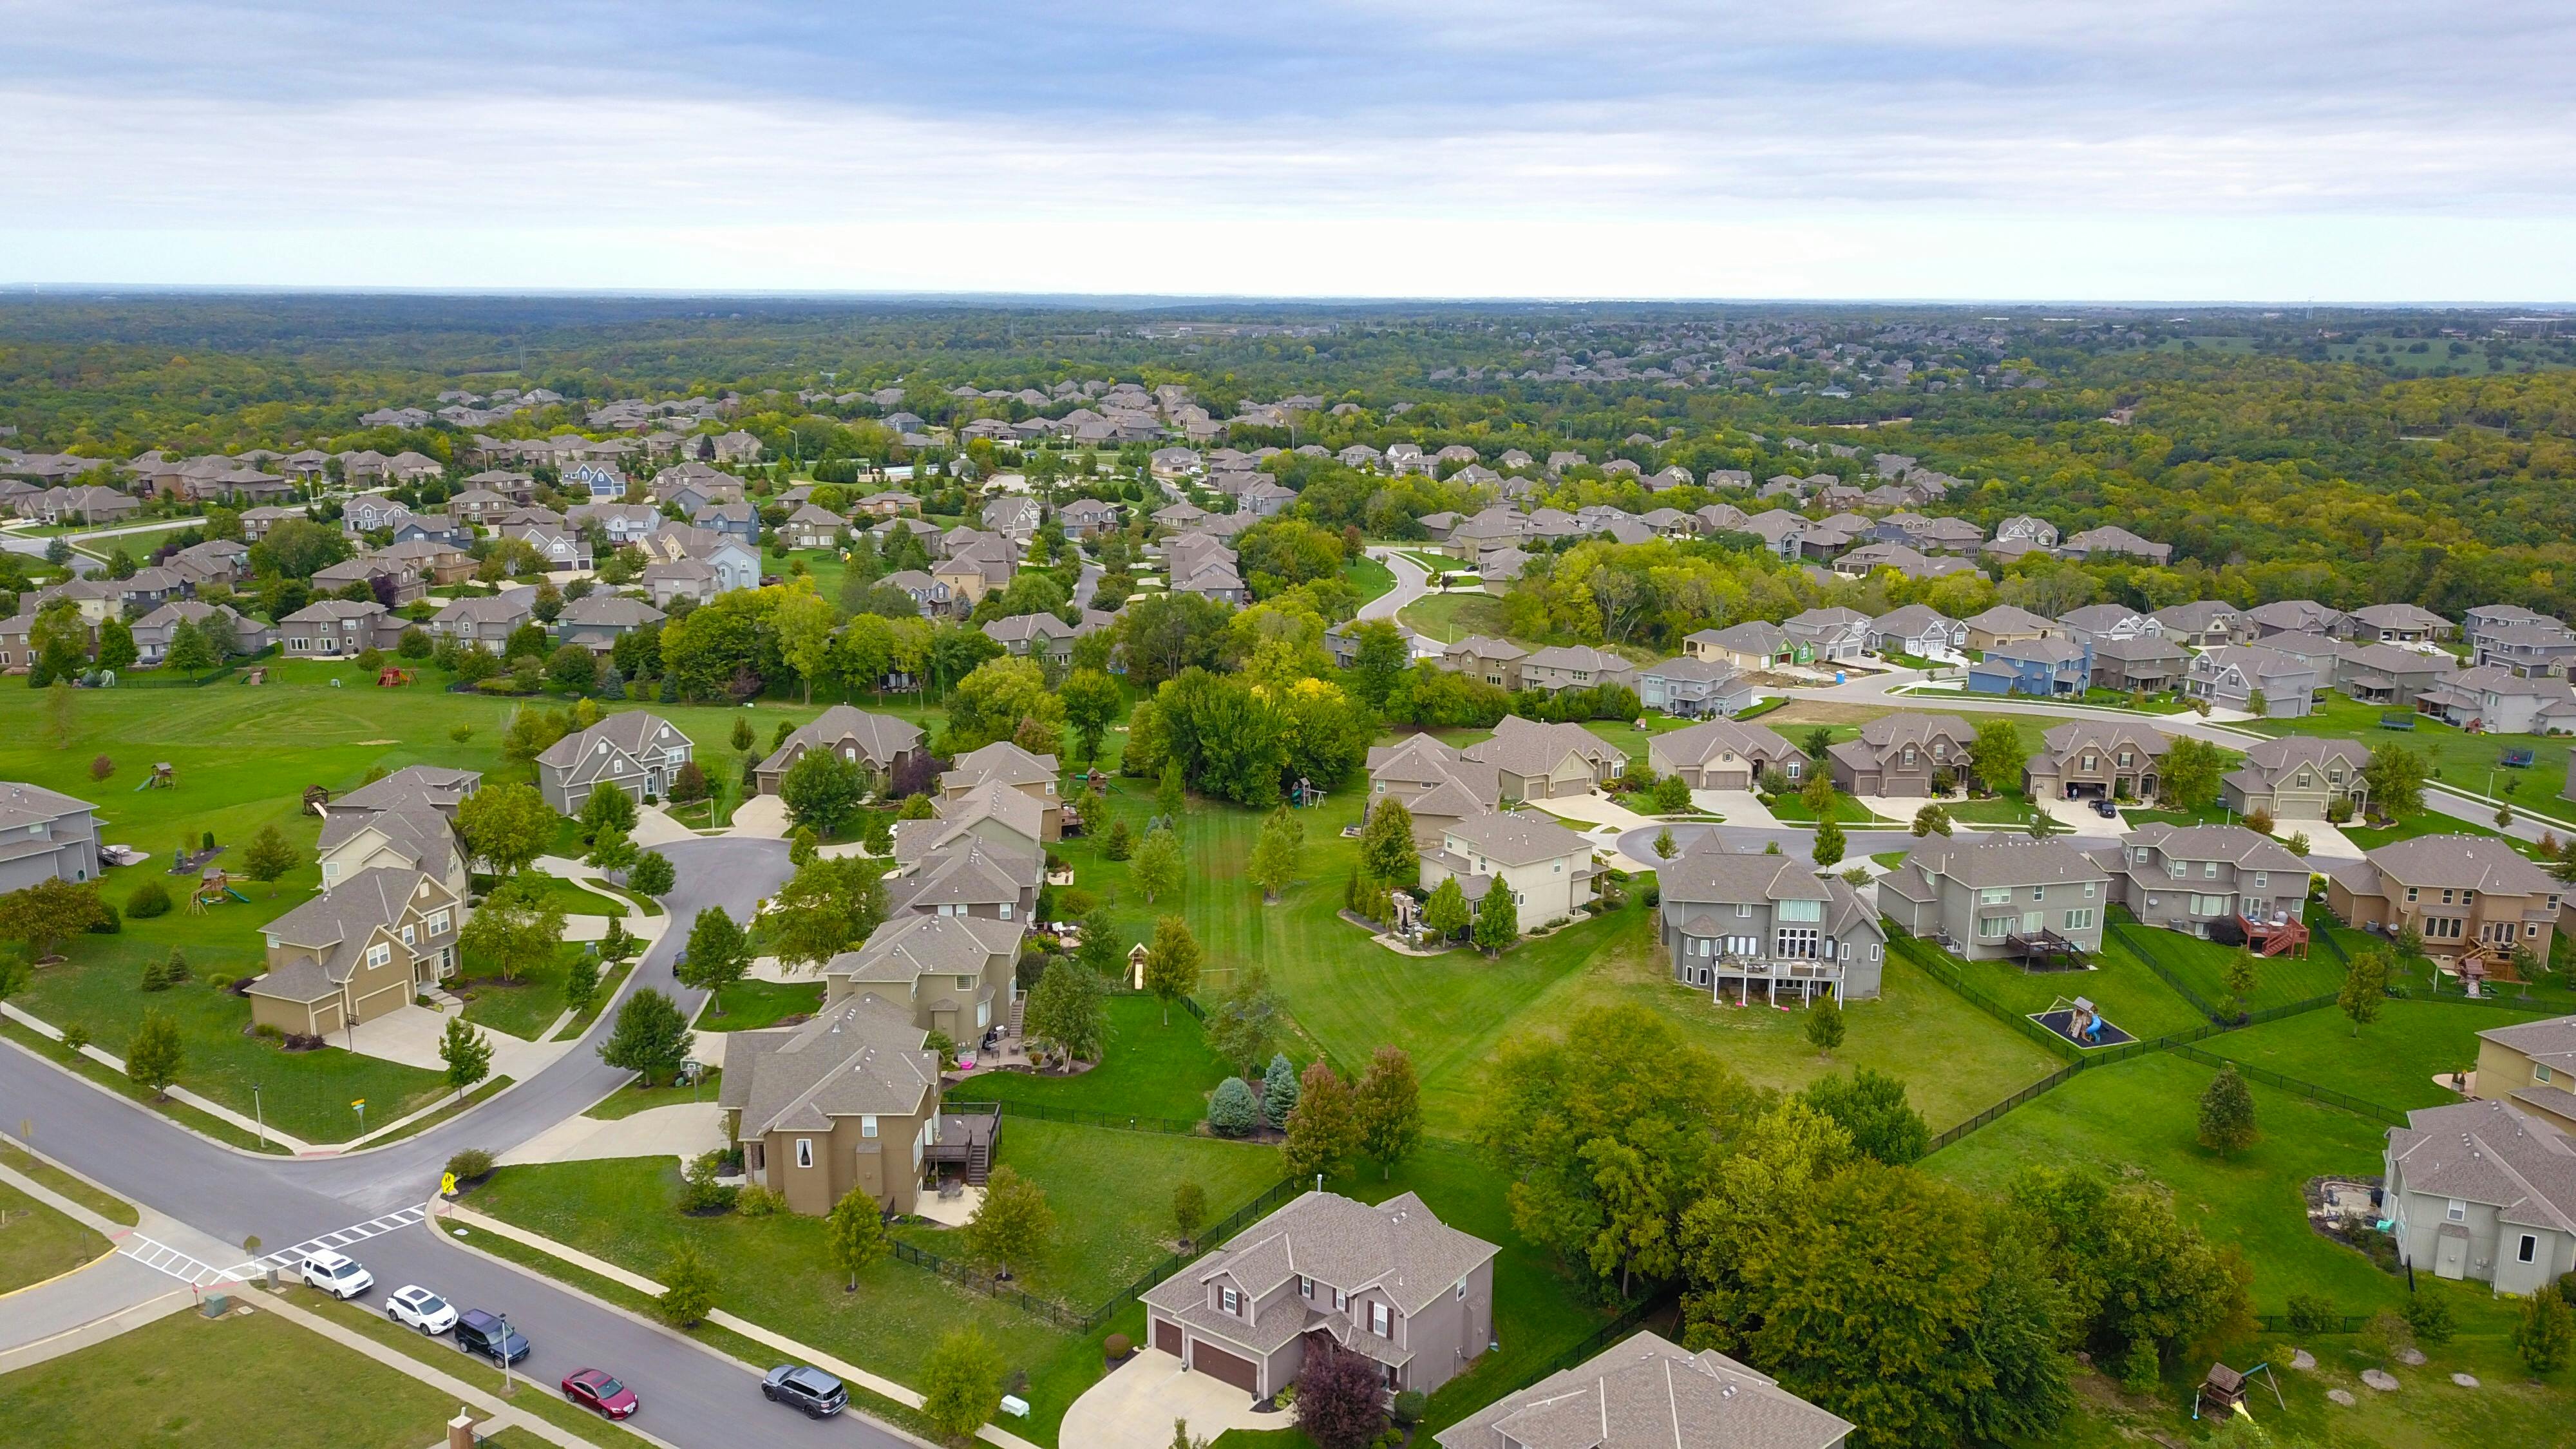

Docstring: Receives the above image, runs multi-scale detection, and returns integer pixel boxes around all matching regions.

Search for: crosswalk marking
[118,1235,238,1287]
[247,1206,427,1274]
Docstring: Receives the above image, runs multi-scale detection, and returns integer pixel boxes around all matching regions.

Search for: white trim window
[365,942,393,969]
[795,1138,814,1169]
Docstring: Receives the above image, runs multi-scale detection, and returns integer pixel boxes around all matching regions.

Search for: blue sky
[5,1,2572,299]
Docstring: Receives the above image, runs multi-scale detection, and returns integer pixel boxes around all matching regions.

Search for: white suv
[384,1283,458,1334]
[301,1250,375,1300]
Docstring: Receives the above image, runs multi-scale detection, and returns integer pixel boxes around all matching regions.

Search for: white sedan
[300,1249,375,1300]
[384,1283,458,1334]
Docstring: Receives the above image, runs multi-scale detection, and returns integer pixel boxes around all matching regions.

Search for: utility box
[200,1293,231,1318]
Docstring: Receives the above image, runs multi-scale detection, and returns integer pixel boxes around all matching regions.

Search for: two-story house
[1967,636,2090,697]
[2244,599,2349,639]
[2344,602,2455,645]
[1517,645,1636,696]
[430,589,535,649]
[2331,641,2456,707]
[1141,1189,1500,1401]
[131,601,270,666]
[2472,1014,2576,1137]
[755,705,925,795]
[1635,656,1756,719]
[278,598,401,658]
[316,780,471,901]
[1649,717,1806,792]
[1682,621,1795,672]
[981,611,1077,668]
[2055,603,2155,649]
[1879,838,2113,961]
[245,867,463,1037]
[2096,823,2309,943]
[2472,621,2576,679]
[2186,643,2318,717]
[1436,1333,1851,1449]
[1658,845,1886,1005]
[1366,735,1503,851]
[1419,811,1597,927]
[2089,634,2190,694]
[554,594,665,654]
[1869,603,1967,660]
[536,712,696,815]
[2329,835,2561,974]
[2416,665,2576,735]
[820,913,1026,1045]
[2023,720,2169,803]
[2384,1099,2576,1295]
[0,782,102,891]
[2222,736,2370,820]
[1961,605,2056,650]
[1458,717,1625,801]
[2151,600,2251,649]
[721,994,953,1218]
[1824,714,1975,799]
[939,741,1063,842]
[1782,607,1873,665]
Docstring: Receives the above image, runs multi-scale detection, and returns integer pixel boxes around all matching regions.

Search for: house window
[2251,872,2267,892]
[2063,909,2096,931]
[1777,898,1821,922]
[796,1139,814,1169]
[1299,1276,1314,1300]
[1334,1289,1349,1311]
[1370,1302,1392,1336]
[2521,1235,2539,1264]
[366,942,392,969]
[1979,887,2011,906]
[2028,886,2046,902]
[1221,1287,1239,1314]
[1978,917,2011,940]
[1776,927,1819,958]
[1734,903,1752,918]
[999,902,1014,919]
[431,910,450,934]
[2202,861,2219,879]
[861,1115,878,1139]
[2541,1065,2555,1084]
[2447,1198,2466,1222]
[401,924,415,947]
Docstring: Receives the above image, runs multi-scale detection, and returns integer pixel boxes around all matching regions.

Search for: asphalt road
[0,834,917,1449]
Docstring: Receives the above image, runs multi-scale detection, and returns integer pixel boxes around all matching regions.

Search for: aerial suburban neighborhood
[7,7,2576,1419]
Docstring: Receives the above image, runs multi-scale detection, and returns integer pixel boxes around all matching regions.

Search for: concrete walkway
[1063,1349,1274,1449]
[435,1203,1041,1449]
[726,794,792,839]
[1694,790,1778,827]
[0,1005,317,1153]
[630,804,699,849]
[497,1103,725,1168]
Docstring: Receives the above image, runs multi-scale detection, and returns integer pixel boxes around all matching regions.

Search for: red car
[561,1368,639,1420]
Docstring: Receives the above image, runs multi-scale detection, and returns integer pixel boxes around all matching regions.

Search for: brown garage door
[1154,1318,1182,1356]
[1191,1340,1259,1393]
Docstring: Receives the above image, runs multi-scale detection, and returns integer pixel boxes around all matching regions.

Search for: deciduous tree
[1357,799,1417,886]
[1023,958,1108,1065]
[1142,915,1201,1025]
[598,988,693,1086]
[1472,878,1518,956]
[2340,945,2390,1035]
[0,877,109,961]
[126,1009,185,1099]
[1421,877,1470,942]
[1132,826,1184,904]
[440,1016,493,1103]
[1284,1061,1359,1183]
[456,782,558,877]
[457,875,565,985]
[963,1165,1056,1280]
[2198,1062,2259,1157]
[1247,806,1303,903]
[240,824,300,893]
[678,907,751,1009]
[778,747,867,837]
[1354,1046,1421,1179]
[919,1329,1006,1445]
[825,1184,891,1291]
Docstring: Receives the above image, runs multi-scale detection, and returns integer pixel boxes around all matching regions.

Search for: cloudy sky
[5,1,2573,299]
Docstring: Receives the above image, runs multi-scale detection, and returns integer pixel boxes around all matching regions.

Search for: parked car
[384,1284,458,1334]
[761,1365,848,1418]
[453,1309,531,1366]
[300,1250,375,1300]
[2090,798,2119,818]
[561,1368,639,1421]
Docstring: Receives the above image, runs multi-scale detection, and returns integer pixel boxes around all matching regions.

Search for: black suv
[453,1309,531,1366]
[762,1365,848,1418]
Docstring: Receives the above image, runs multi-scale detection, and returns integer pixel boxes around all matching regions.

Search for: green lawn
[696,978,824,1030]
[0,1305,493,1449]
[1341,553,1396,605]
[1396,590,1510,645]
[496,872,626,916]
[1925,1052,2400,1316]
[1917,930,2213,1043]
[893,1118,1285,1307]
[469,1157,1077,1417]
[951,994,1236,1122]
[0,1141,137,1226]
[2245,694,2574,826]
[583,1068,721,1120]
[0,1173,111,1293]
[1764,793,1898,825]
[2204,1000,2490,1113]
[2105,918,2346,1014]
[454,941,589,1041]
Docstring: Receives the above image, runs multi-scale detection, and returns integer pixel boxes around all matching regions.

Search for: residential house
[1435,1332,1852,1449]
[430,590,535,650]
[641,558,719,608]
[341,494,413,535]
[2152,600,2251,649]
[2344,602,2455,645]
[1459,716,1626,800]
[2186,643,2318,717]
[1967,636,2090,697]
[2090,634,2190,694]
[2222,737,2371,820]
[245,869,463,1037]
[2327,835,2561,972]
[756,706,925,795]
[1439,636,1528,692]
[311,557,416,608]
[1870,604,1966,659]
[1517,645,1636,696]
[132,601,269,665]
[982,611,1076,668]
[2098,824,2309,942]
[1824,714,1974,799]
[1419,811,1598,926]
[278,599,399,658]
[1324,620,1416,670]
[639,524,759,593]
[374,537,476,587]
[2060,526,2172,565]
[1366,735,1502,849]
[1141,1190,1500,1400]
[2056,603,2155,649]
[934,545,1018,609]
[1683,621,1795,672]
[447,488,516,526]
[1832,541,1975,582]
[554,594,665,654]
[1635,656,1757,719]
[1648,717,1806,791]
[1057,498,1121,539]
[0,783,101,890]
[2333,641,2456,707]
[2472,621,2576,679]
[1658,845,1886,1004]
[316,781,470,900]
[1783,607,1873,664]
[1962,605,2058,650]
[565,503,659,548]
[2244,599,2348,639]
[1994,515,2060,547]
[536,712,696,815]
[2023,720,2169,802]
[720,994,953,1218]
[329,765,480,821]
[939,742,1062,843]
[1878,838,2114,961]
[886,811,1045,923]
[873,569,956,618]
[167,538,251,589]
[2472,1015,2576,1137]
[2383,1099,2576,1294]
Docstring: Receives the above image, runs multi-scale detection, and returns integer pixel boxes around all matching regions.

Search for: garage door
[1191,1340,1259,1393]
[1154,1318,1182,1356]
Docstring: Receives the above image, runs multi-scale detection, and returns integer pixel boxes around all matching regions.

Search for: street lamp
[252,1083,265,1148]
[499,1312,515,1393]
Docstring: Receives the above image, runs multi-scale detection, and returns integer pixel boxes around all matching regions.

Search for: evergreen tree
[2197,1062,2259,1157]
[1654,826,1678,860]
[2515,1284,2573,1374]
[1156,759,1186,824]
[1102,817,1134,861]
[1812,816,1846,867]
[1208,1077,1259,1136]
[1804,990,1846,1057]
[2222,948,2258,1019]
[656,1242,717,1327]
[1262,1052,1302,1126]
[1357,799,1417,887]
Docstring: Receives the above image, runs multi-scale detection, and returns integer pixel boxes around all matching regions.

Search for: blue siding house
[1967,637,2092,697]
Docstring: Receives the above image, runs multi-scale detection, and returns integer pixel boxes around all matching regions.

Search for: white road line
[250,1206,429,1275]
[118,1235,236,1287]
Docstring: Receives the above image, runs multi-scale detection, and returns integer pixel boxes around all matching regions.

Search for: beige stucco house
[245,868,462,1037]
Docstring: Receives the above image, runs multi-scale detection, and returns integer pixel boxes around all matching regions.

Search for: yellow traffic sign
[440,1171,459,1197]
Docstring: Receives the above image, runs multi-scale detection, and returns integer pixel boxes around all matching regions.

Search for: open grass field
[0,1305,493,1449]
[583,1068,720,1120]
[951,994,1236,1122]
[1924,929,2214,1043]
[1396,589,1509,645]
[0,1173,112,1293]
[2204,1000,2493,1112]
[695,977,824,1030]
[2244,694,2573,824]
[891,1117,1285,1307]
[2106,916,2347,1014]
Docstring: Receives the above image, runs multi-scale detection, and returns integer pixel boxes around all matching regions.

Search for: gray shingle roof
[2390,1099,2576,1235]
[1436,1331,1852,1449]
[723,994,938,1137]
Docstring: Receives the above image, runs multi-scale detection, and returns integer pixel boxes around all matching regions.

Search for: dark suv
[453,1309,531,1366]
[762,1365,848,1418]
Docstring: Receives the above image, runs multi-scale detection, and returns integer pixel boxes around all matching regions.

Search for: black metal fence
[2166,1044,2410,1128]
[938,1093,1206,1137]
[1511,1290,1673,1388]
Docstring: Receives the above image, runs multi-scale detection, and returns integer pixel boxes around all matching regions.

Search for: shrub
[2284,1292,2339,1334]
[2326,797,2354,824]
[1390,1390,1426,1426]
[141,956,173,991]
[1104,1334,1132,1363]
[1208,1077,1260,1137]
[2403,1291,2456,1343]
[679,1148,739,1213]
[59,1023,90,1054]
[251,1021,283,1041]
[126,878,172,918]
[736,1184,784,1217]
[283,1032,323,1051]
[444,1148,496,1186]
[88,902,120,934]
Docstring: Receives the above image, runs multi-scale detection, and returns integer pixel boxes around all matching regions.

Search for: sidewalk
[0,1002,316,1153]
[435,1201,1042,1449]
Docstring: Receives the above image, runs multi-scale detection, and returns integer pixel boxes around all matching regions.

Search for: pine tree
[2198,1062,2259,1157]
[1156,760,1186,824]
[1804,990,1846,1057]
[1262,1052,1302,1125]
[1653,826,1677,860]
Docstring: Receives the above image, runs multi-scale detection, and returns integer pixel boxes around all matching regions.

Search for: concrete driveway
[727,793,791,838]
[630,804,698,848]
[1062,1349,1276,1449]
[497,1102,725,1166]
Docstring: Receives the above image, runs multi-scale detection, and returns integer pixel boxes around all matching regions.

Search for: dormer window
[1370,1301,1392,1336]
[1299,1276,1314,1300]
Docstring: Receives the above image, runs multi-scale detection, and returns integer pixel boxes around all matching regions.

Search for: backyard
[2244,694,2575,827]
